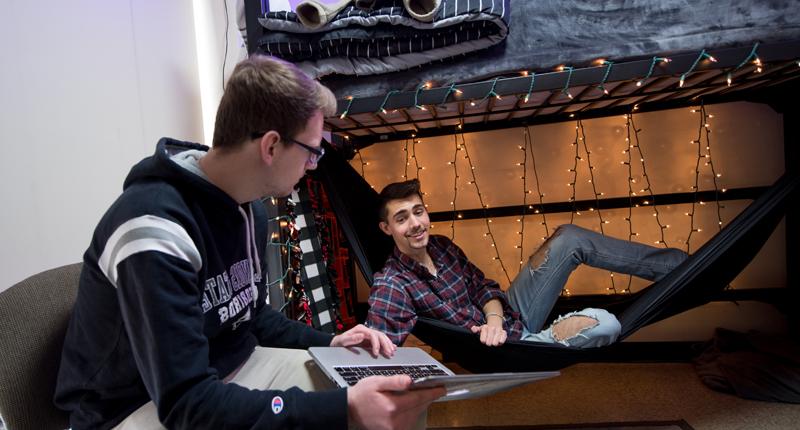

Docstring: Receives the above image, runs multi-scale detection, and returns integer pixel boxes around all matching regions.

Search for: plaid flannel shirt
[366,235,525,345]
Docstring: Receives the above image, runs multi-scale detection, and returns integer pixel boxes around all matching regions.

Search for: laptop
[309,346,559,401]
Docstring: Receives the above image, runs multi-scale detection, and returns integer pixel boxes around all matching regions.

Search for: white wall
[0,0,246,290]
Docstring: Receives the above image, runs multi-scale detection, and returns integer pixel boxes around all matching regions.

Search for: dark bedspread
[318,0,800,97]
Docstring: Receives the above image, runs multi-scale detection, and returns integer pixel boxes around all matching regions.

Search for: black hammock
[314,141,798,372]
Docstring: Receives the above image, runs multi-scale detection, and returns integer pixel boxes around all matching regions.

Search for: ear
[258,131,282,166]
[379,221,391,236]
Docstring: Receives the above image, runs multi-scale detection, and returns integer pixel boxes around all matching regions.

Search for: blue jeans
[507,224,688,348]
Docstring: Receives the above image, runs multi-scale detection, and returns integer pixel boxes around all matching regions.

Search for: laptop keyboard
[333,364,448,386]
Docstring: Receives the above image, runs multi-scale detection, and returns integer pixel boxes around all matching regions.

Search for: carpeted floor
[433,421,693,430]
[425,361,800,430]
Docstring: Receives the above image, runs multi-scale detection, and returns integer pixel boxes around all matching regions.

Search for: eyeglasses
[251,132,325,164]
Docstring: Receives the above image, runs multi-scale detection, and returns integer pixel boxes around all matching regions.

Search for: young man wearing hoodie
[54,55,443,430]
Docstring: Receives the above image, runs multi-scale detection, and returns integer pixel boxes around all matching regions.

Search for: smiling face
[379,194,431,256]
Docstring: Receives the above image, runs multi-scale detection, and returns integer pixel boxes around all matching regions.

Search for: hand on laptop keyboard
[334,364,448,386]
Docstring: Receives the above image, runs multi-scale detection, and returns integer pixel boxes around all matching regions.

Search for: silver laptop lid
[309,347,560,402]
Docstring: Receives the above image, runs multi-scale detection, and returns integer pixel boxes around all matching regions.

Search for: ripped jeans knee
[520,308,621,348]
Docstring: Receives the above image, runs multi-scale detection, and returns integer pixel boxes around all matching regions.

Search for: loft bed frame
[245,0,800,364]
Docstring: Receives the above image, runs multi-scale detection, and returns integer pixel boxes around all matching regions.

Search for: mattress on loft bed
[255,0,510,79]
[314,0,800,97]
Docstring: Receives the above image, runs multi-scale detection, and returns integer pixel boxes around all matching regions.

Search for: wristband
[485,312,504,321]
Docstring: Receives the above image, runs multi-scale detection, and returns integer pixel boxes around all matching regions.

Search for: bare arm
[469,298,508,346]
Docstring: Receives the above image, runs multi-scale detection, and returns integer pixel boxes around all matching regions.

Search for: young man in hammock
[366,179,688,348]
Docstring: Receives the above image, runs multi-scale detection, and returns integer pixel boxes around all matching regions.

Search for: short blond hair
[212,55,336,149]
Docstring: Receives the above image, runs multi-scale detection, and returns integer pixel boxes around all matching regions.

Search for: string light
[402,138,410,179]
[377,90,399,114]
[637,56,671,87]
[355,148,367,177]
[567,122,580,221]
[441,82,462,105]
[450,133,460,240]
[524,125,550,242]
[474,77,502,107]
[679,49,716,88]
[522,73,535,103]
[339,96,354,119]
[414,83,427,111]
[559,66,574,99]
[460,132,511,284]
[576,117,617,294]
[412,137,422,178]
[353,148,375,190]
[726,42,761,87]
[685,102,725,253]
[626,113,669,248]
[597,60,614,95]
[518,129,530,271]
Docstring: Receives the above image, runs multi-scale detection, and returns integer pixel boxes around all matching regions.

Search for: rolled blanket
[295,0,352,29]
[403,0,441,22]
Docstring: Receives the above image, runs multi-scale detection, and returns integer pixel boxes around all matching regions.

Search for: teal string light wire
[377,90,399,114]
[414,83,427,110]
[726,42,761,85]
[339,97,354,119]
[597,61,614,94]
[481,77,501,103]
[441,82,462,105]
[268,266,292,287]
[680,49,716,87]
[637,56,670,87]
[522,73,535,102]
[560,66,574,98]
[268,215,295,223]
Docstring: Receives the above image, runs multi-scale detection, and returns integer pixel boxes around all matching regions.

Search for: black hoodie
[55,138,347,429]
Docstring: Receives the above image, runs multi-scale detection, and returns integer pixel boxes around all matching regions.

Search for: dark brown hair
[212,55,336,149]
[378,179,424,222]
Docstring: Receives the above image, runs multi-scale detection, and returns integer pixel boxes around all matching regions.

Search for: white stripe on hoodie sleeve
[99,214,202,287]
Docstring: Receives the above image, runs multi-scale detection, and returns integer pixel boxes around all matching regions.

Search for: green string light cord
[339,97,354,119]
[726,42,761,84]
[561,66,574,98]
[460,131,511,285]
[522,73,535,102]
[441,82,461,105]
[475,77,501,106]
[377,90,399,114]
[680,49,716,87]
[597,61,614,94]
[414,83,426,110]
[637,56,670,86]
